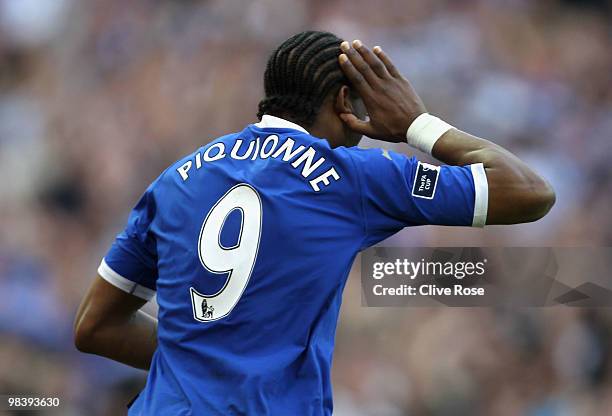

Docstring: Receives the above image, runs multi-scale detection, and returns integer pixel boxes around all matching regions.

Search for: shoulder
[336,145,415,167]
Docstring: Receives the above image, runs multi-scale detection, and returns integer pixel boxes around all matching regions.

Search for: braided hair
[257,31,349,128]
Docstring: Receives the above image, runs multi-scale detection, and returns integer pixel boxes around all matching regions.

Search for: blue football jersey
[98,115,488,415]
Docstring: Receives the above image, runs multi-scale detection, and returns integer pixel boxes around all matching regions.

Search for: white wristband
[406,113,454,155]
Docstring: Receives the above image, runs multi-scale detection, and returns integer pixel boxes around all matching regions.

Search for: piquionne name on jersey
[176,134,340,192]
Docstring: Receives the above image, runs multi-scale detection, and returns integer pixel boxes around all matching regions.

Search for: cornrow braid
[257,31,349,128]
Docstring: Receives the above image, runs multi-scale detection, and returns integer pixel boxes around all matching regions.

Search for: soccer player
[74,31,555,415]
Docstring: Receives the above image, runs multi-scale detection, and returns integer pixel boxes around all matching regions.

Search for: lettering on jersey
[272,137,305,161]
[260,135,278,158]
[204,143,226,162]
[176,135,341,192]
[250,137,261,160]
[310,167,340,192]
[291,147,325,178]
[230,139,256,160]
[177,160,192,181]
[412,162,440,199]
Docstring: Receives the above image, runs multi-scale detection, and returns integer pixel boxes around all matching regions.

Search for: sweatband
[406,113,454,154]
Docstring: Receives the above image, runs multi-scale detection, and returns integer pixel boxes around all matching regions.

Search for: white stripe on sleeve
[97,259,156,301]
[470,163,489,227]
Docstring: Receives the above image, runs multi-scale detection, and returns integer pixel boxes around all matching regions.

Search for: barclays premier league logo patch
[411,162,440,199]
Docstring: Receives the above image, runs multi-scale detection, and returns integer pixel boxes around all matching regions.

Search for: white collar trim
[254,114,309,134]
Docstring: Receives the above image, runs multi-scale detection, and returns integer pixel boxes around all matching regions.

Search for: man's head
[257,31,365,148]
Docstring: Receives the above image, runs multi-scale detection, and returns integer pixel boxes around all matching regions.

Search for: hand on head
[338,40,427,142]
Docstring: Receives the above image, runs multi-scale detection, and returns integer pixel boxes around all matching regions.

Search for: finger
[340,40,381,87]
[353,40,389,78]
[339,113,377,137]
[338,53,373,99]
[372,46,401,78]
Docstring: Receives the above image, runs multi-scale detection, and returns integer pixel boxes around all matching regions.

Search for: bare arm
[432,130,555,224]
[74,276,157,370]
[338,40,555,224]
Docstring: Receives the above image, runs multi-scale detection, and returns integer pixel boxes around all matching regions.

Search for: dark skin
[309,86,367,148]
[74,39,555,370]
[74,278,157,370]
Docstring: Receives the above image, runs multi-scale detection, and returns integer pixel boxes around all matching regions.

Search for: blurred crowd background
[1,0,611,414]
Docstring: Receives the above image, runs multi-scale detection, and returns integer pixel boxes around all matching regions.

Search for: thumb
[340,113,376,137]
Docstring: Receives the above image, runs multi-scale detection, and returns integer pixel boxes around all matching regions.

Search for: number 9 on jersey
[190,184,263,322]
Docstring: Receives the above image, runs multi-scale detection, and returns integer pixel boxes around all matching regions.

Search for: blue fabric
[103,123,478,415]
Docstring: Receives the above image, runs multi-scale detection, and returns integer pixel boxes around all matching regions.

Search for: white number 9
[190,184,262,322]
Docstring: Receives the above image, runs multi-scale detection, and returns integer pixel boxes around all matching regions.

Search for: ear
[334,85,353,115]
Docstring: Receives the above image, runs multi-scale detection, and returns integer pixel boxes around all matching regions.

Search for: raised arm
[338,40,555,225]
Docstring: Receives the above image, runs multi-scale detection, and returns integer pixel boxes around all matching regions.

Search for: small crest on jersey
[412,162,440,199]
[202,299,215,319]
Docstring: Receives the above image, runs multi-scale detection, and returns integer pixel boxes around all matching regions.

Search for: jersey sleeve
[348,148,488,248]
[97,184,158,300]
